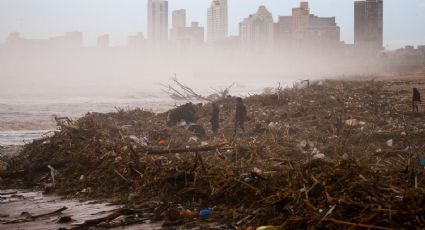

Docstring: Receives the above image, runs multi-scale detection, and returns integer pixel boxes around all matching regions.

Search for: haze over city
[1,0,425,48]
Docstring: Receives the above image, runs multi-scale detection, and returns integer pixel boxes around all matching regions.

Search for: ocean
[0,74,296,146]
[0,96,172,146]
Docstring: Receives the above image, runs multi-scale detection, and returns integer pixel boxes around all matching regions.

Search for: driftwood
[142,144,232,155]
[161,76,234,102]
[0,160,68,179]
[71,208,144,230]
[324,218,396,230]
[4,206,67,224]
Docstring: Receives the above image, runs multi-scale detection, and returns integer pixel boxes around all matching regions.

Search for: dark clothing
[210,104,220,134]
[187,123,206,137]
[413,88,421,112]
[235,101,247,130]
[413,91,421,102]
[167,103,196,126]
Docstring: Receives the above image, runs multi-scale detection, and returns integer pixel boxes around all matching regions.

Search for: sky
[0,0,424,49]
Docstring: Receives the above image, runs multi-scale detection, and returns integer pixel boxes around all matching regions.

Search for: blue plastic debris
[199,208,212,219]
[420,160,425,167]
[243,177,254,184]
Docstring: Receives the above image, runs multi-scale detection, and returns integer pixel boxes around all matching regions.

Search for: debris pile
[2,79,425,229]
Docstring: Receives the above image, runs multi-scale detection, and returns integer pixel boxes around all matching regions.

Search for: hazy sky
[0,0,424,49]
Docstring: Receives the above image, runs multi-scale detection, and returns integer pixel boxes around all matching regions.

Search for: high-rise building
[171,9,204,46]
[354,0,383,50]
[274,16,293,48]
[292,1,310,45]
[147,0,168,45]
[207,0,228,42]
[171,9,186,42]
[239,6,274,52]
[172,9,186,29]
[274,2,340,50]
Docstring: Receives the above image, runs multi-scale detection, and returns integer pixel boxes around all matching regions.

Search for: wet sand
[0,190,162,230]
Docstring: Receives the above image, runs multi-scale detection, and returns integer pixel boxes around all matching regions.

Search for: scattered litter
[199,208,212,219]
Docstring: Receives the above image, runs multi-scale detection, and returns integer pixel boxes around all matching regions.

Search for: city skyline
[0,0,424,49]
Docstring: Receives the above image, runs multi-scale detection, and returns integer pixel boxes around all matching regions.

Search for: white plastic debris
[253,167,263,175]
[345,119,358,126]
[129,135,148,146]
[401,131,407,136]
[48,165,57,187]
[311,148,321,155]
[268,122,279,130]
[177,121,187,127]
[386,139,394,147]
[188,136,198,144]
[403,146,412,152]
[312,153,326,159]
[376,148,382,153]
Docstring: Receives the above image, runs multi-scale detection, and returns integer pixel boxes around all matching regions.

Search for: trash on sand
[256,226,279,230]
[312,153,325,159]
[199,208,212,219]
[345,119,358,126]
[243,177,254,184]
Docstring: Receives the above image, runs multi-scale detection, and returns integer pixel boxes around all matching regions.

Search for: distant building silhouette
[172,9,186,29]
[6,31,83,49]
[239,6,274,53]
[274,2,340,52]
[171,9,204,47]
[97,34,110,48]
[207,0,228,43]
[354,0,383,51]
[147,0,168,45]
[170,9,186,42]
[128,32,146,49]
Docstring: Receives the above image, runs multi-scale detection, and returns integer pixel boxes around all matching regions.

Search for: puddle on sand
[0,189,162,230]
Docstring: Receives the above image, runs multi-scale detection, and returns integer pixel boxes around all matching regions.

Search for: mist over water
[0,40,386,146]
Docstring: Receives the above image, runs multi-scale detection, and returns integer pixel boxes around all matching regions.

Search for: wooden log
[71,208,143,230]
[324,218,396,230]
[142,144,232,155]
[4,206,67,224]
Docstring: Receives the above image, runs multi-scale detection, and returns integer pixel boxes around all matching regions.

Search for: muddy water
[0,190,162,230]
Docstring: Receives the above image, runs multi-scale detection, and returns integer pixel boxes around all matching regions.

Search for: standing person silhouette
[412,88,421,112]
[210,103,220,134]
[234,97,247,135]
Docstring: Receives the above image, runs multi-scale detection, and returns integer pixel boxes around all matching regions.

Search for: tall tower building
[172,9,186,28]
[239,6,274,53]
[171,9,186,42]
[147,0,168,45]
[354,0,383,50]
[292,2,310,46]
[207,0,228,42]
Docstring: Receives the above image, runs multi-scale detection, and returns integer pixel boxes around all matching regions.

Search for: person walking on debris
[234,97,247,134]
[412,88,421,112]
[210,103,220,134]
